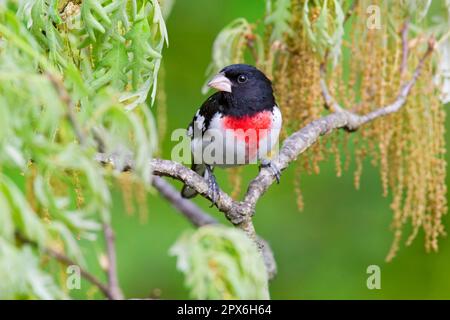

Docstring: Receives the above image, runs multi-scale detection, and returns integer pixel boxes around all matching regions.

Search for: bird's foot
[260,160,281,184]
[205,166,220,207]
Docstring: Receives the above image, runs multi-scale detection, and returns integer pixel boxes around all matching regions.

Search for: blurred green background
[77,0,450,299]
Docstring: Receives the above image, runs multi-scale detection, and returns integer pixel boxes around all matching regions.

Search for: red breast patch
[222,111,272,141]
[223,110,272,131]
[222,111,272,160]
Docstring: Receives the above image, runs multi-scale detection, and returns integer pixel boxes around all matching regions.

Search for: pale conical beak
[207,72,232,93]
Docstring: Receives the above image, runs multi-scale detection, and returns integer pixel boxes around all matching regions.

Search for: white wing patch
[187,124,193,137]
[195,113,206,132]
[187,110,205,138]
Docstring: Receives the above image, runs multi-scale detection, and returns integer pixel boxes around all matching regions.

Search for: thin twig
[103,223,124,300]
[48,74,124,299]
[344,0,359,23]
[400,20,410,76]
[16,233,112,299]
[152,176,219,227]
[45,246,112,298]
[320,52,345,113]
[356,38,435,125]
[321,37,435,130]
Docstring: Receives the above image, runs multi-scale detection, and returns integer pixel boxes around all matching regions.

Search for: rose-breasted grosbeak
[181,64,282,202]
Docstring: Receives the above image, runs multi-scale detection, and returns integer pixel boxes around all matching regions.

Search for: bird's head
[207,64,275,113]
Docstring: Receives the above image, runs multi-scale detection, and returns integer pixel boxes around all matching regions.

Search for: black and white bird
[181,64,282,202]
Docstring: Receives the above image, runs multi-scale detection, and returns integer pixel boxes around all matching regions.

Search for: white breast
[191,106,282,167]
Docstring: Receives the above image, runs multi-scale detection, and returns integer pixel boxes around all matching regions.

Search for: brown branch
[16,233,112,299]
[95,154,239,222]
[103,223,124,300]
[42,74,127,299]
[152,176,219,227]
[45,246,112,298]
[344,0,359,23]
[321,38,435,129]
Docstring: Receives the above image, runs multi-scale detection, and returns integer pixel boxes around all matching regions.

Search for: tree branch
[344,0,359,23]
[47,73,126,299]
[102,223,124,300]
[320,38,435,130]
[152,176,278,278]
[45,246,112,298]
[16,233,112,299]
[152,176,219,227]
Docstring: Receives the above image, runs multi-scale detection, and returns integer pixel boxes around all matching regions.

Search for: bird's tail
[181,163,206,198]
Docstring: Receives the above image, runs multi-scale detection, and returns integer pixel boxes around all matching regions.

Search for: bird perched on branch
[181,64,282,203]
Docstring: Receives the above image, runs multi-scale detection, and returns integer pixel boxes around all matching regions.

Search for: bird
[181,64,282,203]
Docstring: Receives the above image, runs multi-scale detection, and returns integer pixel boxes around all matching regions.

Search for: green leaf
[170,226,269,300]
[202,18,252,94]
[0,0,163,299]
[81,0,111,41]
[91,40,129,90]
[126,18,161,89]
[265,0,293,42]
[0,174,47,246]
[302,0,344,64]
[401,0,432,21]
[0,241,65,299]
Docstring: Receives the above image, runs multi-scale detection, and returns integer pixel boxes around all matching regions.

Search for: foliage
[202,18,264,93]
[170,225,269,300]
[21,0,168,110]
[265,0,293,42]
[0,0,163,299]
[401,0,433,21]
[0,240,65,299]
[302,0,345,63]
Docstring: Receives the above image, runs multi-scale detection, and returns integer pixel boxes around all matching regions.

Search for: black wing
[187,92,226,137]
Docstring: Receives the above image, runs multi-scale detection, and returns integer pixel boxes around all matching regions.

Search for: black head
[207,64,275,116]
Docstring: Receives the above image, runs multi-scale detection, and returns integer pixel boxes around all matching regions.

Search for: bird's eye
[237,75,248,83]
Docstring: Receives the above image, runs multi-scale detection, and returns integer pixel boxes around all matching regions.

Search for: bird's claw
[261,161,281,184]
[206,167,219,207]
